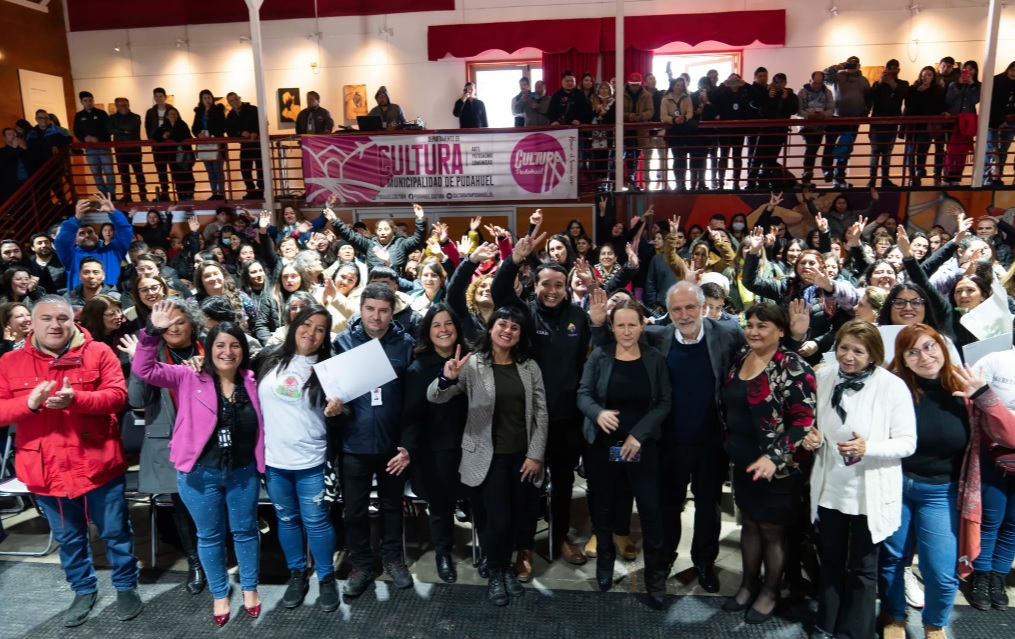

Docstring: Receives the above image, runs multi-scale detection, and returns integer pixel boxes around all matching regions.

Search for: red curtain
[601,48,654,84]
[542,50,600,91]
[429,18,602,61]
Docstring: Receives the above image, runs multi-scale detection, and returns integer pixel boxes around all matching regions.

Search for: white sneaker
[904,567,925,608]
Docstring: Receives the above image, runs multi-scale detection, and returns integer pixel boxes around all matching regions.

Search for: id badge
[371,388,383,406]
[609,445,641,462]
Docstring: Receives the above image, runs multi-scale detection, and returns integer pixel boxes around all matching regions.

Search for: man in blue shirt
[54,192,133,289]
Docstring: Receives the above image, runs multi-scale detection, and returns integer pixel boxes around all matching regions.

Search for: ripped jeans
[264,464,336,580]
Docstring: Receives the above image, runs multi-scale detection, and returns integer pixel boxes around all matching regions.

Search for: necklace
[166,343,196,365]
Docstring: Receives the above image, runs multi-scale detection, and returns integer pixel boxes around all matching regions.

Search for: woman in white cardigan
[808,320,917,639]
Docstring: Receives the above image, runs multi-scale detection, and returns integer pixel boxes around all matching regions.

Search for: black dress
[722,374,803,525]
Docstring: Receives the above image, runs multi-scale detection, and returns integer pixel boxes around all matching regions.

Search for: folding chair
[0,426,25,514]
[0,475,56,557]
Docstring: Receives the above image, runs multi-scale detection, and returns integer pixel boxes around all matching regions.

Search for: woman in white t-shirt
[257,304,341,613]
[809,320,917,639]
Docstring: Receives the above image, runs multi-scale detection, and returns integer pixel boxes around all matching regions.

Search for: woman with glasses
[0,266,43,307]
[127,275,174,328]
[880,323,1015,639]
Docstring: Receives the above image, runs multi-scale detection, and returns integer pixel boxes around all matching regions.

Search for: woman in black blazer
[576,297,672,608]
[192,89,228,199]
[157,107,194,200]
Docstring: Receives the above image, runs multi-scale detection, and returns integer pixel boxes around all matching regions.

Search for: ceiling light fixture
[239,35,250,43]
[175,38,188,48]
[909,2,922,14]
[829,4,839,17]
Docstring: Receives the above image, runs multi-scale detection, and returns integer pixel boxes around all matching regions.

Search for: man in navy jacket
[332,284,416,596]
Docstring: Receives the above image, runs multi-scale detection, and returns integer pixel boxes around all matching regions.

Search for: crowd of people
[1,186,1015,639]
[4,57,1013,208]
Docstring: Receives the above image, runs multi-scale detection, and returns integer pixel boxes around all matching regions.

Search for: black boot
[990,571,1009,610]
[436,552,457,583]
[968,570,990,610]
[282,568,310,608]
[317,574,340,613]
[487,569,509,606]
[477,555,489,579]
[185,555,206,595]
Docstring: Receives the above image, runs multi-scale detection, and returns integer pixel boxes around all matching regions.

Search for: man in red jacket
[0,295,141,627]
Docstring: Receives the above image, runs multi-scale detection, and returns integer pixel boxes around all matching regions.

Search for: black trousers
[545,415,585,546]
[239,148,264,192]
[340,452,406,570]
[659,441,726,567]
[152,151,171,195]
[413,447,461,555]
[716,130,747,183]
[116,147,147,197]
[586,438,667,593]
[477,452,540,571]
[815,507,879,639]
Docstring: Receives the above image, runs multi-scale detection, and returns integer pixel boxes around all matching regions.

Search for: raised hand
[435,222,449,244]
[187,215,200,232]
[815,211,828,234]
[769,191,783,209]
[511,231,546,265]
[117,333,139,360]
[322,276,337,303]
[896,225,911,257]
[788,298,811,341]
[149,299,175,329]
[441,345,471,380]
[953,363,988,399]
[598,197,608,211]
[954,213,973,244]
[413,203,425,219]
[625,242,639,269]
[573,258,595,287]
[258,210,271,231]
[588,287,607,326]
[74,199,92,219]
[709,228,726,245]
[95,191,116,213]
[529,209,543,227]
[683,262,702,283]
[321,206,336,222]
[469,241,498,264]
[44,377,74,410]
[26,380,57,411]
[326,192,337,206]
[456,234,472,258]
[747,226,765,255]
[484,223,507,239]
[469,216,482,231]
[324,397,344,417]
[669,215,681,234]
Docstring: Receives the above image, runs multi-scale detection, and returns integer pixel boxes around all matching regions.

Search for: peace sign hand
[769,191,783,209]
[815,211,828,234]
[441,345,471,381]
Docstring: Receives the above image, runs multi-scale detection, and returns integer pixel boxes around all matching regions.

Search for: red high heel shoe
[242,594,261,618]
[213,611,230,627]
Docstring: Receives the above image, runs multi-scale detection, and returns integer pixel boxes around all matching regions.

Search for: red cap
[628,72,643,83]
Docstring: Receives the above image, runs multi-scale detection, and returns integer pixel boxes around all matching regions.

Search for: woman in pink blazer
[133,300,265,627]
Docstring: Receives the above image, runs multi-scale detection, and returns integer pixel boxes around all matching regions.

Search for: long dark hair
[414,303,468,358]
[546,233,578,272]
[200,322,251,379]
[877,282,946,335]
[473,306,535,363]
[257,304,331,407]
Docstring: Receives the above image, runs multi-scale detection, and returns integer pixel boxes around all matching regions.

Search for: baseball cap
[628,72,643,84]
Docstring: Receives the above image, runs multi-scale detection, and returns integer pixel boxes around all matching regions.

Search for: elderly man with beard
[55,192,133,289]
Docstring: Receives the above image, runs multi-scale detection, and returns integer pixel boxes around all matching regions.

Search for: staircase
[0,151,75,241]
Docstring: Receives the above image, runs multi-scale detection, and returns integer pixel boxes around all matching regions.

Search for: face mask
[732,222,746,231]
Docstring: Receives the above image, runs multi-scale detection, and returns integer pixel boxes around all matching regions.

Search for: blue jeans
[986,128,1015,182]
[177,463,260,599]
[84,146,115,195]
[35,476,139,595]
[973,455,1015,573]
[264,464,335,580]
[203,160,224,195]
[879,477,959,628]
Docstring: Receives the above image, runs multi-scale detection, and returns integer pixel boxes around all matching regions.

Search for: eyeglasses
[903,341,939,361]
[102,309,124,319]
[138,285,162,295]
[891,297,925,309]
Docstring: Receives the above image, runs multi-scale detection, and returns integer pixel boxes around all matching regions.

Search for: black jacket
[226,103,261,149]
[709,84,752,122]
[74,108,111,142]
[192,103,228,137]
[870,79,910,117]
[332,318,416,455]
[156,119,192,152]
[0,143,28,197]
[295,105,334,134]
[989,71,1015,128]
[453,98,488,128]
[107,111,142,143]
[491,258,592,420]
[402,350,468,455]
[144,104,175,140]
[548,88,591,125]
[759,89,800,120]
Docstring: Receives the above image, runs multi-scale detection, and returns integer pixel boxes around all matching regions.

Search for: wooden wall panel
[0,1,76,131]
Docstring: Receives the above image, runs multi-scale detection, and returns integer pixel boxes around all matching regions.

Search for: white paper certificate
[312,338,397,403]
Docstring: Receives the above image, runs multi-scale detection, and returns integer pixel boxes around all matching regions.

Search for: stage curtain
[600,10,785,51]
[429,18,603,61]
[542,50,601,90]
[601,48,654,84]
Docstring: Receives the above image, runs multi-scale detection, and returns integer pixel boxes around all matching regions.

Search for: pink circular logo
[510,134,567,194]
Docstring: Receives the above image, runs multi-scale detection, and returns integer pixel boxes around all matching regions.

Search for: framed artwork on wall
[344,85,367,121]
[278,88,300,128]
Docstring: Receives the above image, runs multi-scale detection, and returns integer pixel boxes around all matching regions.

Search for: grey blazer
[576,344,672,445]
[427,354,548,487]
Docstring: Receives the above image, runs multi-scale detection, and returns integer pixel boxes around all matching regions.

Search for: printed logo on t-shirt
[274,373,304,402]
[567,322,578,336]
